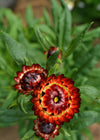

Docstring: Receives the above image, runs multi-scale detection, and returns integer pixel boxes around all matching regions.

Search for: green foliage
[72,0,100,23]
[63,22,93,59]
[0,0,100,140]
[46,49,59,71]
[1,32,28,66]
[43,8,51,27]
[60,0,72,48]
[21,129,35,140]
[82,128,93,140]
[0,56,13,74]
[84,27,100,41]
[34,26,50,51]
[0,108,36,127]
[65,111,100,130]
[25,6,34,27]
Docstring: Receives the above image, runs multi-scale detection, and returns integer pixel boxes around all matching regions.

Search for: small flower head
[31,74,81,125]
[14,64,48,94]
[44,47,62,59]
[33,117,60,140]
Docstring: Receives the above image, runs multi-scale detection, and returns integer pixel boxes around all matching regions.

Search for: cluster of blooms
[14,47,81,140]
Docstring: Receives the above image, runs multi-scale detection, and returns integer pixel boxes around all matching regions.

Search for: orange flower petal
[31,74,81,125]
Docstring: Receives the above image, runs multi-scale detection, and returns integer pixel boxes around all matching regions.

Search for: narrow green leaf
[65,68,78,77]
[79,85,99,99]
[18,95,30,114]
[33,136,40,140]
[0,108,35,127]
[21,129,35,140]
[71,24,87,36]
[8,99,17,108]
[25,6,34,27]
[3,9,22,39]
[4,9,22,27]
[0,56,13,74]
[54,133,64,140]
[2,90,17,109]
[48,62,62,76]
[82,128,93,140]
[51,0,61,33]
[65,111,100,130]
[58,11,65,47]
[84,27,100,41]
[18,121,28,138]
[34,27,50,51]
[86,76,100,91]
[91,44,100,59]
[46,49,59,70]
[72,44,100,78]
[43,8,51,26]
[60,128,71,137]
[17,29,46,66]
[59,0,72,48]
[39,24,56,40]
[63,22,93,59]
[89,68,100,78]
[0,32,28,65]
[79,85,100,106]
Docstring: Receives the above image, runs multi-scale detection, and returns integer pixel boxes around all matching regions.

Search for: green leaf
[2,90,17,109]
[43,8,51,26]
[91,44,100,59]
[0,108,36,127]
[34,27,50,51]
[8,99,17,108]
[25,6,34,27]
[46,49,59,70]
[79,85,100,110]
[65,111,100,130]
[17,29,46,66]
[89,68,100,78]
[21,129,35,140]
[3,9,22,39]
[84,27,100,41]
[60,128,71,137]
[0,56,13,74]
[18,95,32,114]
[59,0,72,48]
[54,133,64,140]
[0,32,28,65]
[63,22,93,59]
[18,121,28,138]
[87,76,100,91]
[71,24,87,36]
[72,44,100,78]
[82,128,93,140]
[51,0,61,33]
[39,24,56,40]
[79,85,99,100]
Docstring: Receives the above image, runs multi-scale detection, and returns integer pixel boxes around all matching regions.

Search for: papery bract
[14,64,48,94]
[33,117,61,140]
[31,74,81,125]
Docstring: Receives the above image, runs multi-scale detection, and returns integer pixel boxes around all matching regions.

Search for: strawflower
[33,117,61,140]
[14,64,48,94]
[31,74,81,125]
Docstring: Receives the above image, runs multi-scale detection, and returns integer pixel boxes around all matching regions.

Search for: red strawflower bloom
[44,47,62,59]
[31,74,81,125]
[14,64,48,94]
[33,117,61,140]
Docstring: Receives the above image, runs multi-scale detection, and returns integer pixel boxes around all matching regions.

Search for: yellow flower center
[54,96,59,103]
